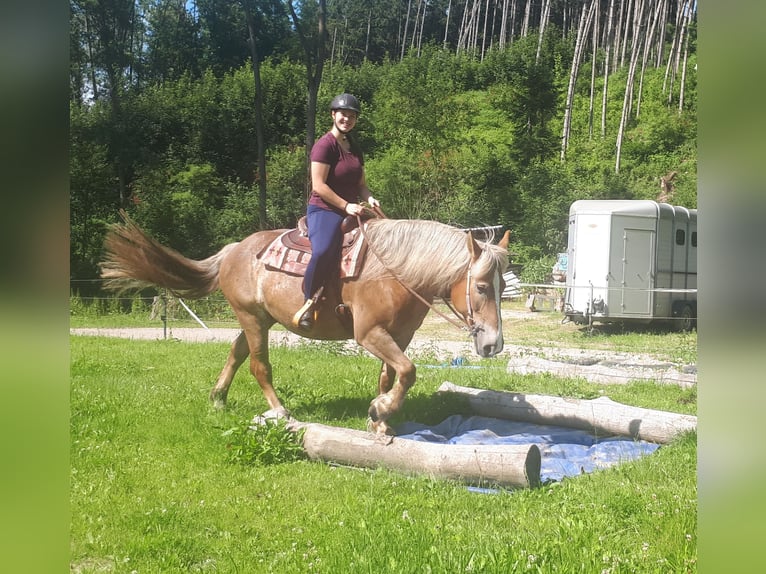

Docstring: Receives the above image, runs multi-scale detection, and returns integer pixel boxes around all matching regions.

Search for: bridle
[356,212,484,336]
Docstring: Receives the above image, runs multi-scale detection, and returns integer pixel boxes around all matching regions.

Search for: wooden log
[438,382,696,444]
[287,420,541,489]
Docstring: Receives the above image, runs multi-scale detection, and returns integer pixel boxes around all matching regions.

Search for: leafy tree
[144,0,203,83]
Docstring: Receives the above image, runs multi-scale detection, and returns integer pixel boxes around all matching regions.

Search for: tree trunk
[615,0,646,173]
[365,8,371,60]
[287,0,328,203]
[535,0,551,63]
[560,0,596,161]
[285,419,542,489]
[601,0,616,137]
[663,0,685,98]
[84,12,99,101]
[619,0,634,68]
[612,0,625,70]
[438,383,697,444]
[244,4,267,229]
[401,0,412,60]
[678,1,692,113]
[520,0,531,38]
[481,0,490,61]
[655,0,669,68]
[443,0,452,48]
[499,0,509,49]
[636,0,663,119]
[587,0,599,137]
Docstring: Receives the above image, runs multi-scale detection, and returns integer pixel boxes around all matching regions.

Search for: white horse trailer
[564,200,697,330]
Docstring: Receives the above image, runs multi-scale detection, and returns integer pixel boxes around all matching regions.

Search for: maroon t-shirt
[308,131,364,212]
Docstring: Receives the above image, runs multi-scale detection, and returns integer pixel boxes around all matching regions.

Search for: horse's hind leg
[236,315,289,418]
[210,330,250,409]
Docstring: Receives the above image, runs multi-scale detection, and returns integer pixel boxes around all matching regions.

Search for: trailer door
[621,228,654,316]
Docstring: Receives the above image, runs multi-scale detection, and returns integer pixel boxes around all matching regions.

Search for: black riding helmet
[330,93,361,115]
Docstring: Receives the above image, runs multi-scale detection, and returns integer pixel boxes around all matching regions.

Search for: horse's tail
[100,211,239,299]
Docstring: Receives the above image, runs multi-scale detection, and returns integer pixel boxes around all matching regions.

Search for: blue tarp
[396,414,660,484]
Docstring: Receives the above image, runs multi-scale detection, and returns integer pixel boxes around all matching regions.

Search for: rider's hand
[345,202,363,216]
[366,195,380,208]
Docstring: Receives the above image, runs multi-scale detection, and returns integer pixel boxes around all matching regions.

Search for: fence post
[161,290,167,340]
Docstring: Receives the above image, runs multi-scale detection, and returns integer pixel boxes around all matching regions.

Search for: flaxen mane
[361,219,508,294]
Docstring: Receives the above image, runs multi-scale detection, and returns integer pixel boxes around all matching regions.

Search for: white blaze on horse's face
[470,264,504,358]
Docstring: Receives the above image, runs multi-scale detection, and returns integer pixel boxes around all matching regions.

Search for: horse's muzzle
[473,327,504,358]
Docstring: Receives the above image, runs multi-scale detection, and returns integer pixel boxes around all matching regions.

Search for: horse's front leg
[376,330,415,395]
[361,328,417,435]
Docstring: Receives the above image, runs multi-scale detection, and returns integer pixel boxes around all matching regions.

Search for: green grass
[71,336,696,573]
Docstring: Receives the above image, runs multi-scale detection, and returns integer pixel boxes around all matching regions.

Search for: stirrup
[292,299,314,328]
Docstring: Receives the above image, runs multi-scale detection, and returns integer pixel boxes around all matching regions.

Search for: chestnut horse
[101,214,510,434]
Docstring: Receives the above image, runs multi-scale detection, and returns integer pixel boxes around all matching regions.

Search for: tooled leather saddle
[260,215,370,278]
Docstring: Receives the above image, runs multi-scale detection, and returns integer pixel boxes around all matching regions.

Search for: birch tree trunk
[535,0,551,63]
[663,0,685,98]
[612,0,625,70]
[615,0,646,173]
[677,1,693,113]
[619,0,634,68]
[520,0,531,38]
[601,0,616,137]
[560,0,596,161]
[409,0,422,54]
[400,0,412,60]
[656,0,669,67]
[588,1,599,137]
[481,0,490,61]
[456,0,468,54]
[499,0,510,48]
[417,0,427,57]
[636,0,662,119]
[443,0,452,48]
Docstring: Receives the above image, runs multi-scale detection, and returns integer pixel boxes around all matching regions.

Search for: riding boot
[292,299,315,330]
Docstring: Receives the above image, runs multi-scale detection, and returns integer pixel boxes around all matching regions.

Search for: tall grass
[71,336,696,573]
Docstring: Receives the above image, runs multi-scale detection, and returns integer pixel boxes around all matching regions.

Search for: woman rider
[292,93,381,330]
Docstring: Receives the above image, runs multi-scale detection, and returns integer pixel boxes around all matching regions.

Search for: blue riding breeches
[303,204,345,300]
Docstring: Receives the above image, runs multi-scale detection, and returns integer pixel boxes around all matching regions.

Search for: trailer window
[691,231,697,247]
[675,229,686,245]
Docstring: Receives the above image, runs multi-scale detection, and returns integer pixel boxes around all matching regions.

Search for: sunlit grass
[71,336,696,573]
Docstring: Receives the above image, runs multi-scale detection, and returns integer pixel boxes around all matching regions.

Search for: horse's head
[450,230,510,358]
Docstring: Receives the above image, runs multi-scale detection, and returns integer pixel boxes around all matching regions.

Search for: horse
[101,213,510,435]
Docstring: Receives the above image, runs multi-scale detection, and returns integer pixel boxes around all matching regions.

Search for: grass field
[70,307,697,573]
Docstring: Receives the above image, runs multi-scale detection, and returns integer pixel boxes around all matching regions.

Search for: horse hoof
[368,394,393,422]
[210,393,227,410]
[250,406,292,428]
[367,417,395,436]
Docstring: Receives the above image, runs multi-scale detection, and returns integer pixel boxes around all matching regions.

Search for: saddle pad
[261,227,367,279]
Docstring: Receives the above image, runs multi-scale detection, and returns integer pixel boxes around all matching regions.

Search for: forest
[69,0,697,292]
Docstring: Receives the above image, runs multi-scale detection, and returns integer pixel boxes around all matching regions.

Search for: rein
[355,212,477,335]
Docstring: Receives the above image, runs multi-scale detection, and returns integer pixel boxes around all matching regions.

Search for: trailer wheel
[676,303,696,332]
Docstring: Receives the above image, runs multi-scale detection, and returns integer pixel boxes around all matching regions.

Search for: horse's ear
[466,230,482,261]
[498,230,511,249]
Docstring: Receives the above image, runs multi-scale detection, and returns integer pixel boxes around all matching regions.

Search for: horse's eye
[476,283,488,295]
